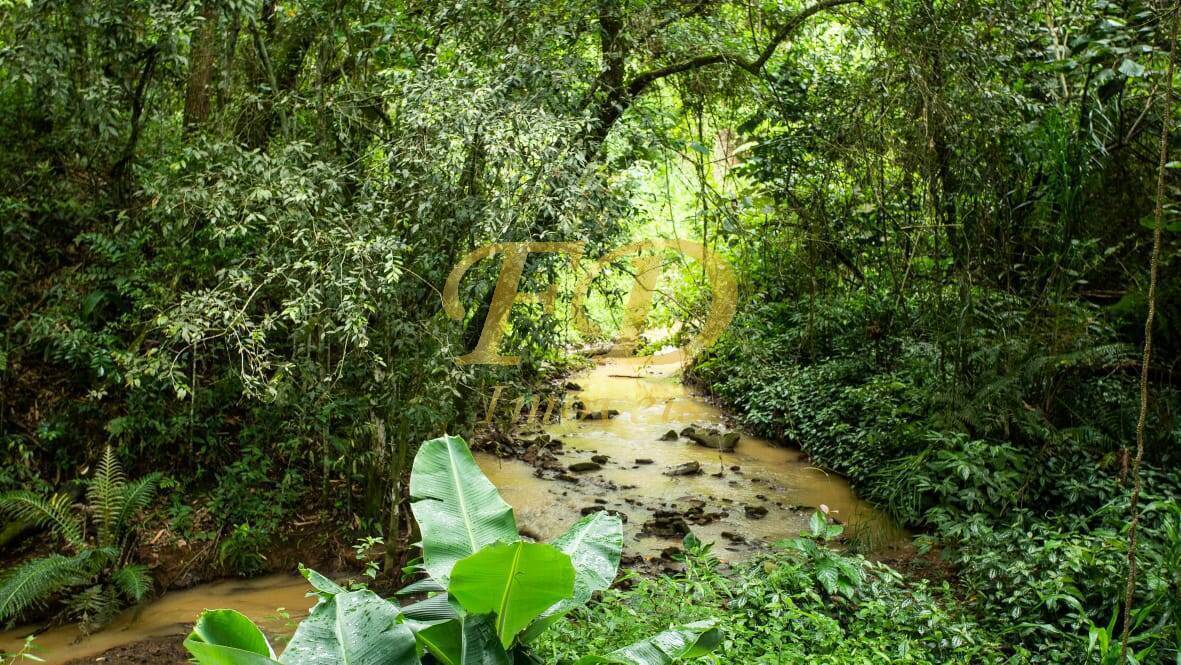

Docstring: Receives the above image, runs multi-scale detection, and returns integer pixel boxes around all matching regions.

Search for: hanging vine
[1119,2,1179,661]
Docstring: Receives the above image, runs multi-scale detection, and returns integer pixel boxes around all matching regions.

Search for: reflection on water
[477,354,905,559]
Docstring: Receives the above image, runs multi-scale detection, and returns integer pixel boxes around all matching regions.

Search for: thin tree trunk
[183,1,219,131]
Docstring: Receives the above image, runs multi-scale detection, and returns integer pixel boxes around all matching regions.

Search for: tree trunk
[183,1,219,131]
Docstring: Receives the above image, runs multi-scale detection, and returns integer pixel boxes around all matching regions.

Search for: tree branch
[626,0,861,98]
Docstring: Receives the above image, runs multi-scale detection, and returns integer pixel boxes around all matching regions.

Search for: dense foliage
[184,435,721,664]
[1,0,1179,662]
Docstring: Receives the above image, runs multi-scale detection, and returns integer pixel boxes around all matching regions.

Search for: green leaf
[1118,59,1146,77]
[184,609,281,665]
[415,613,510,665]
[523,512,622,642]
[299,565,345,597]
[280,590,419,664]
[112,564,152,602]
[0,554,87,623]
[815,559,840,595]
[409,435,518,585]
[401,592,462,623]
[574,621,722,664]
[809,511,827,539]
[0,491,85,548]
[448,541,575,649]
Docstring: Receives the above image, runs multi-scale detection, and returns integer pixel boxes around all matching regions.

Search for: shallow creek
[1,355,902,663]
[476,354,904,559]
[0,574,311,663]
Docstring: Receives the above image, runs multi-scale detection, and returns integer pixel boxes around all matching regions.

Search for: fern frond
[88,446,126,548]
[114,473,161,537]
[0,554,87,622]
[0,491,85,548]
[65,584,121,634]
[112,564,152,603]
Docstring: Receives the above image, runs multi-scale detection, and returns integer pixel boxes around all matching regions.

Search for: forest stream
[0,355,902,664]
[475,354,904,559]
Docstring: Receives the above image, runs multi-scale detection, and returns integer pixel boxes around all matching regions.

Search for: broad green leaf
[409,435,518,584]
[809,511,827,538]
[1118,58,1145,78]
[281,590,419,665]
[449,541,575,649]
[415,613,510,665]
[522,512,622,642]
[815,559,840,595]
[184,609,281,665]
[574,621,721,664]
[398,577,446,595]
[299,565,345,597]
[401,592,462,623]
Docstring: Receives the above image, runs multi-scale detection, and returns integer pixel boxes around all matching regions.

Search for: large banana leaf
[448,541,575,649]
[573,620,721,664]
[522,511,623,643]
[281,589,419,664]
[402,592,461,623]
[184,609,281,665]
[409,435,518,584]
[415,612,511,665]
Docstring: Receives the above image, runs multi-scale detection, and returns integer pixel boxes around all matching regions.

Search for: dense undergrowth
[3,0,1180,662]
[691,293,1181,661]
[537,531,1004,664]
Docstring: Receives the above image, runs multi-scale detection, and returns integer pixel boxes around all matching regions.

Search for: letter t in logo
[442,242,584,365]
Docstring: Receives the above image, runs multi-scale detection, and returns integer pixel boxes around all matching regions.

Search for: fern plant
[0,446,160,632]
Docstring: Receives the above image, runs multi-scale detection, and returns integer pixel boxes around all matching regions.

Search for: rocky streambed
[474,354,905,568]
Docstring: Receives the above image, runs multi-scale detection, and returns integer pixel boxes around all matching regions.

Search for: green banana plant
[183,435,720,665]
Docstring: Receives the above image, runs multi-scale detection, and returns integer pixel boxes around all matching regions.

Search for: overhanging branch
[626,0,861,98]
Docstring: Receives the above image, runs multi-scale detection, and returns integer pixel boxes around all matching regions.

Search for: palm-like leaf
[112,564,152,602]
[0,491,85,548]
[88,446,127,548]
[114,473,161,537]
[66,583,123,634]
[409,435,517,584]
[0,553,87,621]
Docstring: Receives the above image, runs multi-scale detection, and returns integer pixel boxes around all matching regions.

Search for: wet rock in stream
[681,425,740,451]
[663,461,702,476]
[568,461,602,472]
[641,510,690,539]
[660,429,680,441]
[744,504,769,519]
[580,505,628,523]
[578,408,621,421]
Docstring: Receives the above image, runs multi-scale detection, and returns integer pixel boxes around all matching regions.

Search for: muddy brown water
[476,354,905,559]
[1,355,903,663]
[0,574,312,663]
